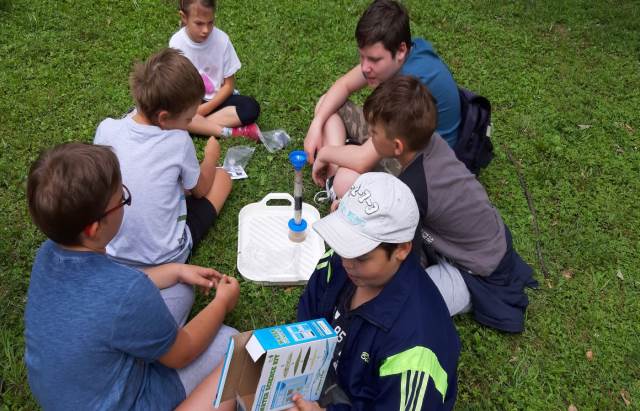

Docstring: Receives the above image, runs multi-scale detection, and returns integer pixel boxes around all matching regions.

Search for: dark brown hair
[179,0,216,14]
[129,48,204,123]
[363,75,437,151]
[356,0,411,57]
[378,242,400,259]
[27,143,121,245]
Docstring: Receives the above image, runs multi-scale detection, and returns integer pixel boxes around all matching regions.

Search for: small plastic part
[223,146,255,170]
[223,146,256,179]
[288,150,307,171]
[259,129,291,153]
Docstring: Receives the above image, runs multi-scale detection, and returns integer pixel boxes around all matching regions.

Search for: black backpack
[453,87,494,176]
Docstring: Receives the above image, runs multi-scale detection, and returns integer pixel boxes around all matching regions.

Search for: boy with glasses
[25,143,238,410]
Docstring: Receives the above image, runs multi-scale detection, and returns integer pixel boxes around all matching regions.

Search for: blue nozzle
[288,218,307,232]
[289,150,308,171]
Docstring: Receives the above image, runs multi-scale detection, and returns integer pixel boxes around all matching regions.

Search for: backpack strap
[454,87,494,176]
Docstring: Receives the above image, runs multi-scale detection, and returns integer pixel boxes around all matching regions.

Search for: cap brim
[313,211,380,259]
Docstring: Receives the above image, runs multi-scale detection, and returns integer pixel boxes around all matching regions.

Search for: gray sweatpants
[160,283,238,395]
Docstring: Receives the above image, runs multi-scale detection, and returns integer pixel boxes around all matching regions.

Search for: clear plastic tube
[293,169,303,224]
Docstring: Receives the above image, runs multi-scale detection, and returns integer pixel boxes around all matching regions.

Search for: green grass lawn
[1,0,639,409]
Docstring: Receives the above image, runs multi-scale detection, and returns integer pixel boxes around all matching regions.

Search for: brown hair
[378,242,400,259]
[363,75,437,151]
[356,0,411,57]
[27,143,121,245]
[129,48,204,123]
[179,0,216,14]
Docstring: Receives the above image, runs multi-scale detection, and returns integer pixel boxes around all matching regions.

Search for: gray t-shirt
[400,134,507,276]
[94,115,200,266]
[25,241,184,410]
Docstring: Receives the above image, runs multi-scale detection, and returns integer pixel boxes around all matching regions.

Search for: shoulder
[169,27,186,47]
[381,266,457,348]
[95,117,122,134]
[212,27,231,43]
[94,117,128,145]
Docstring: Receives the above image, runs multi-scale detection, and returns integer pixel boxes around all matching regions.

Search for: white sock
[221,127,232,138]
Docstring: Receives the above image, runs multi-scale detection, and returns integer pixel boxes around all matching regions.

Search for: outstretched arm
[312,139,381,186]
[143,263,222,292]
[158,275,240,369]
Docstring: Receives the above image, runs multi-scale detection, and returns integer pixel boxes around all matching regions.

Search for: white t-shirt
[169,27,241,100]
[94,115,201,266]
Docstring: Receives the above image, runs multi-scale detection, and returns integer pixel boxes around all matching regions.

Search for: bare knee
[333,167,360,198]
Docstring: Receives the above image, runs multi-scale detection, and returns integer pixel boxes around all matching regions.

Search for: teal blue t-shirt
[25,240,185,410]
[400,38,461,147]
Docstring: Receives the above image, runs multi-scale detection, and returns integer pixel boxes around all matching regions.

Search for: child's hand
[197,104,211,117]
[312,158,329,187]
[204,136,221,163]
[286,394,325,411]
[179,265,223,294]
[215,275,240,313]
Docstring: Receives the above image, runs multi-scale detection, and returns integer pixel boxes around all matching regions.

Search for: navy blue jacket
[298,250,460,411]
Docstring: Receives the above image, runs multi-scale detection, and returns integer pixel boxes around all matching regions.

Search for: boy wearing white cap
[293,172,460,411]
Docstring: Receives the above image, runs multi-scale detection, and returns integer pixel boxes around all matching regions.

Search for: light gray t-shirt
[94,115,200,266]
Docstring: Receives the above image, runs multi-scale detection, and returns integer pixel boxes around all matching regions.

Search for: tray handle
[259,192,294,206]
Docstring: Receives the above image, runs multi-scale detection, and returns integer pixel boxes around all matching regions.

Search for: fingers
[311,163,327,187]
[304,143,315,164]
[201,267,223,280]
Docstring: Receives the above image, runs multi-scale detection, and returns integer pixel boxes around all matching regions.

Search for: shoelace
[314,176,337,204]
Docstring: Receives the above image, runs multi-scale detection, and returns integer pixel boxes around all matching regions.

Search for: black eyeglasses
[99,184,132,220]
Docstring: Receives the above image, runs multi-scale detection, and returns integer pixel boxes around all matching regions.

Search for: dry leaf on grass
[568,405,578,411]
[586,350,593,361]
[562,269,574,279]
[620,389,631,407]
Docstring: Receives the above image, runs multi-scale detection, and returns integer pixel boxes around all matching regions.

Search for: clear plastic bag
[259,129,291,153]
[223,146,255,179]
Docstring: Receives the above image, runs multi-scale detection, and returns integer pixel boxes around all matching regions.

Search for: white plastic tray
[237,193,325,285]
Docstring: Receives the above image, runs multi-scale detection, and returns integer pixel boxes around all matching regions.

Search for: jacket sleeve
[365,345,454,411]
[297,249,335,322]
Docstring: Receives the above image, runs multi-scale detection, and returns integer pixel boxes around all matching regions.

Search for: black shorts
[186,196,218,252]
[214,94,261,125]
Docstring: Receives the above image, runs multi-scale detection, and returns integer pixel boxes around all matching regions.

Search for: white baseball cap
[313,172,419,258]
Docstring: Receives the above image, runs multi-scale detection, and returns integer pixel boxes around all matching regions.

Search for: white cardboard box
[214,319,337,411]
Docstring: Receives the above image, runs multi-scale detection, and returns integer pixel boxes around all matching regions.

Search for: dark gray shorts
[337,101,402,176]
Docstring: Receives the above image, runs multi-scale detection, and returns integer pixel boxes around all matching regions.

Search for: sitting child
[295,172,460,411]
[305,0,460,189]
[170,0,261,141]
[94,48,232,326]
[325,75,537,333]
[25,143,238,410]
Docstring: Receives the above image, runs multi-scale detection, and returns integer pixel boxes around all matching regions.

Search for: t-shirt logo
[360,352,370,363]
